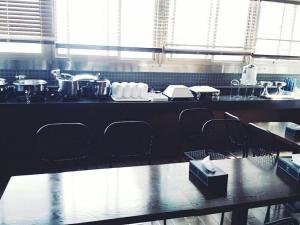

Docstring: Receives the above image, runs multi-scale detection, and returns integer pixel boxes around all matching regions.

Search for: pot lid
[13,79,47,85]
[0,78,7,85]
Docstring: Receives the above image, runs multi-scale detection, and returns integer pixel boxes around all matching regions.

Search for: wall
[0,69,299,91]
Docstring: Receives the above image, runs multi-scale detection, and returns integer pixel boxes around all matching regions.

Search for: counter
[1,95,299,109]
[1,95,299,175]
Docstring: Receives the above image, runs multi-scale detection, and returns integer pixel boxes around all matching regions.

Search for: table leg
[231,208,248,225]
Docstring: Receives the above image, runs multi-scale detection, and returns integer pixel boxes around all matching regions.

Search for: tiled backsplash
[0,69,299,91]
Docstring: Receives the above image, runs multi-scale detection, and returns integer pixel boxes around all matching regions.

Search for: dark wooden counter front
[0,96,299,174]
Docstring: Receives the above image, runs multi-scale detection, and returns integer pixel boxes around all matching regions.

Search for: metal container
[13,79,47,92]
[88,79,111,98]
[0,78,8,100]
[51,69,79,100]
[13,76,47,102]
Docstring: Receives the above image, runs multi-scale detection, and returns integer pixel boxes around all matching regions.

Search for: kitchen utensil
[112,82,123,98]
[259,81,273,97]
[122,82,131,98]
[230,79,242,99]
[13,75,47,103]
[240,64,257,85]
[140,83,148,99]
[274,81,286,95]
[51,69,79,100]
[129,82,139,98]
[88,78,111,99]
[0,78,8,101]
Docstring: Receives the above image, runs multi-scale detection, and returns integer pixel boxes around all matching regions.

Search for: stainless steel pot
[51,69,79,99]
[0,78,8,100]
[88,79,111,98]
[13,75,47,102]
[13,78,47,92]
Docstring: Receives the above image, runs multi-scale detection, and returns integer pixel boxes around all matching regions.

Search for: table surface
[253,122,300,147]
[1,158,300,225]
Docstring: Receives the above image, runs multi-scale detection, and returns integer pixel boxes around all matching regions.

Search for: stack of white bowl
[111,82,148,99]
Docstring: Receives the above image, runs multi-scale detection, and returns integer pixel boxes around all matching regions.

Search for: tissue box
[285,123,300,138]
[277,157,300,182]
[189,160,228,191]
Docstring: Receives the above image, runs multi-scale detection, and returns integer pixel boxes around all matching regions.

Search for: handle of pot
[51,69,60,77]
[16,75,26,80]
[7,85,15,92]
[25,90,31,104]
[107,82,112,96]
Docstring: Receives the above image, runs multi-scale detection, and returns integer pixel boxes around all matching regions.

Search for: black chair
[185,119,249,160]
[179,108,214,150]
[248,123,282,223]
[104,121,154,166]
[36,123,92,172]
[265,217,299,225]
[224,111,240,121]
[248,123,280,158]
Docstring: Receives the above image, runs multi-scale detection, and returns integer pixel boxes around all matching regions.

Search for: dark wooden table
[253,122,300,149]
[1,158,300,225]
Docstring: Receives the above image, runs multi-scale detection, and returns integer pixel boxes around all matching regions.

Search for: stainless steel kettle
[51,69,79,99]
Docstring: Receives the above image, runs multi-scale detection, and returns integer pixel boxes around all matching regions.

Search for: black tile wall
[0,69,299,91]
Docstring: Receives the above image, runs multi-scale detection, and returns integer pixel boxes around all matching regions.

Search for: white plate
[111,95,151,102]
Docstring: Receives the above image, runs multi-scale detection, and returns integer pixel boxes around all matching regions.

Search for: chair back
[179,108,214,137]
[265,217,299,225]
[202,119,248,151]
[36,123,91,162]
[179,108,214,150]
[248,123,278,156]
[224,112,240,121]
[104,121,153,158]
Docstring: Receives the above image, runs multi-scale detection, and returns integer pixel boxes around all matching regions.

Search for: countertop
[0,95,297,109]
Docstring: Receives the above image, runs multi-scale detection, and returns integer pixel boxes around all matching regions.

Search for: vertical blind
[0,0,54,42]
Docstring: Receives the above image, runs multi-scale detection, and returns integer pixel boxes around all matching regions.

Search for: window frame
[1,0,300,73]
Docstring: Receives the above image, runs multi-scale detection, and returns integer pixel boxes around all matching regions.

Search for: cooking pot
[87,78,111,99]
[51,69,79,100]
[13,75,47,102]
[0,78,8,100]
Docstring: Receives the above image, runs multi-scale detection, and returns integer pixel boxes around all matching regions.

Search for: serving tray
[111,96,151,102]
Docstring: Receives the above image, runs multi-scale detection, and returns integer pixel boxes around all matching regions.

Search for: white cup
[137,83,148,99]
[122,82,131,98]
[130,82,139,98]
[142,83,148,99]
[112,82,122,98]
[137,83,144,98]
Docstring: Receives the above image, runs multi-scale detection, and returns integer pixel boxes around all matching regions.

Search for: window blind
[0,0,54,42]
[165,0,251,60]
[55,0,157,58]
[53,0,300,60]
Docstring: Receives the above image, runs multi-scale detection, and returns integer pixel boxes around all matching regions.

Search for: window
[2,0,300,62]
[55,0,155,58]
[0,0,54,53]
[256,1,300,56]
[166,0,250,60]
